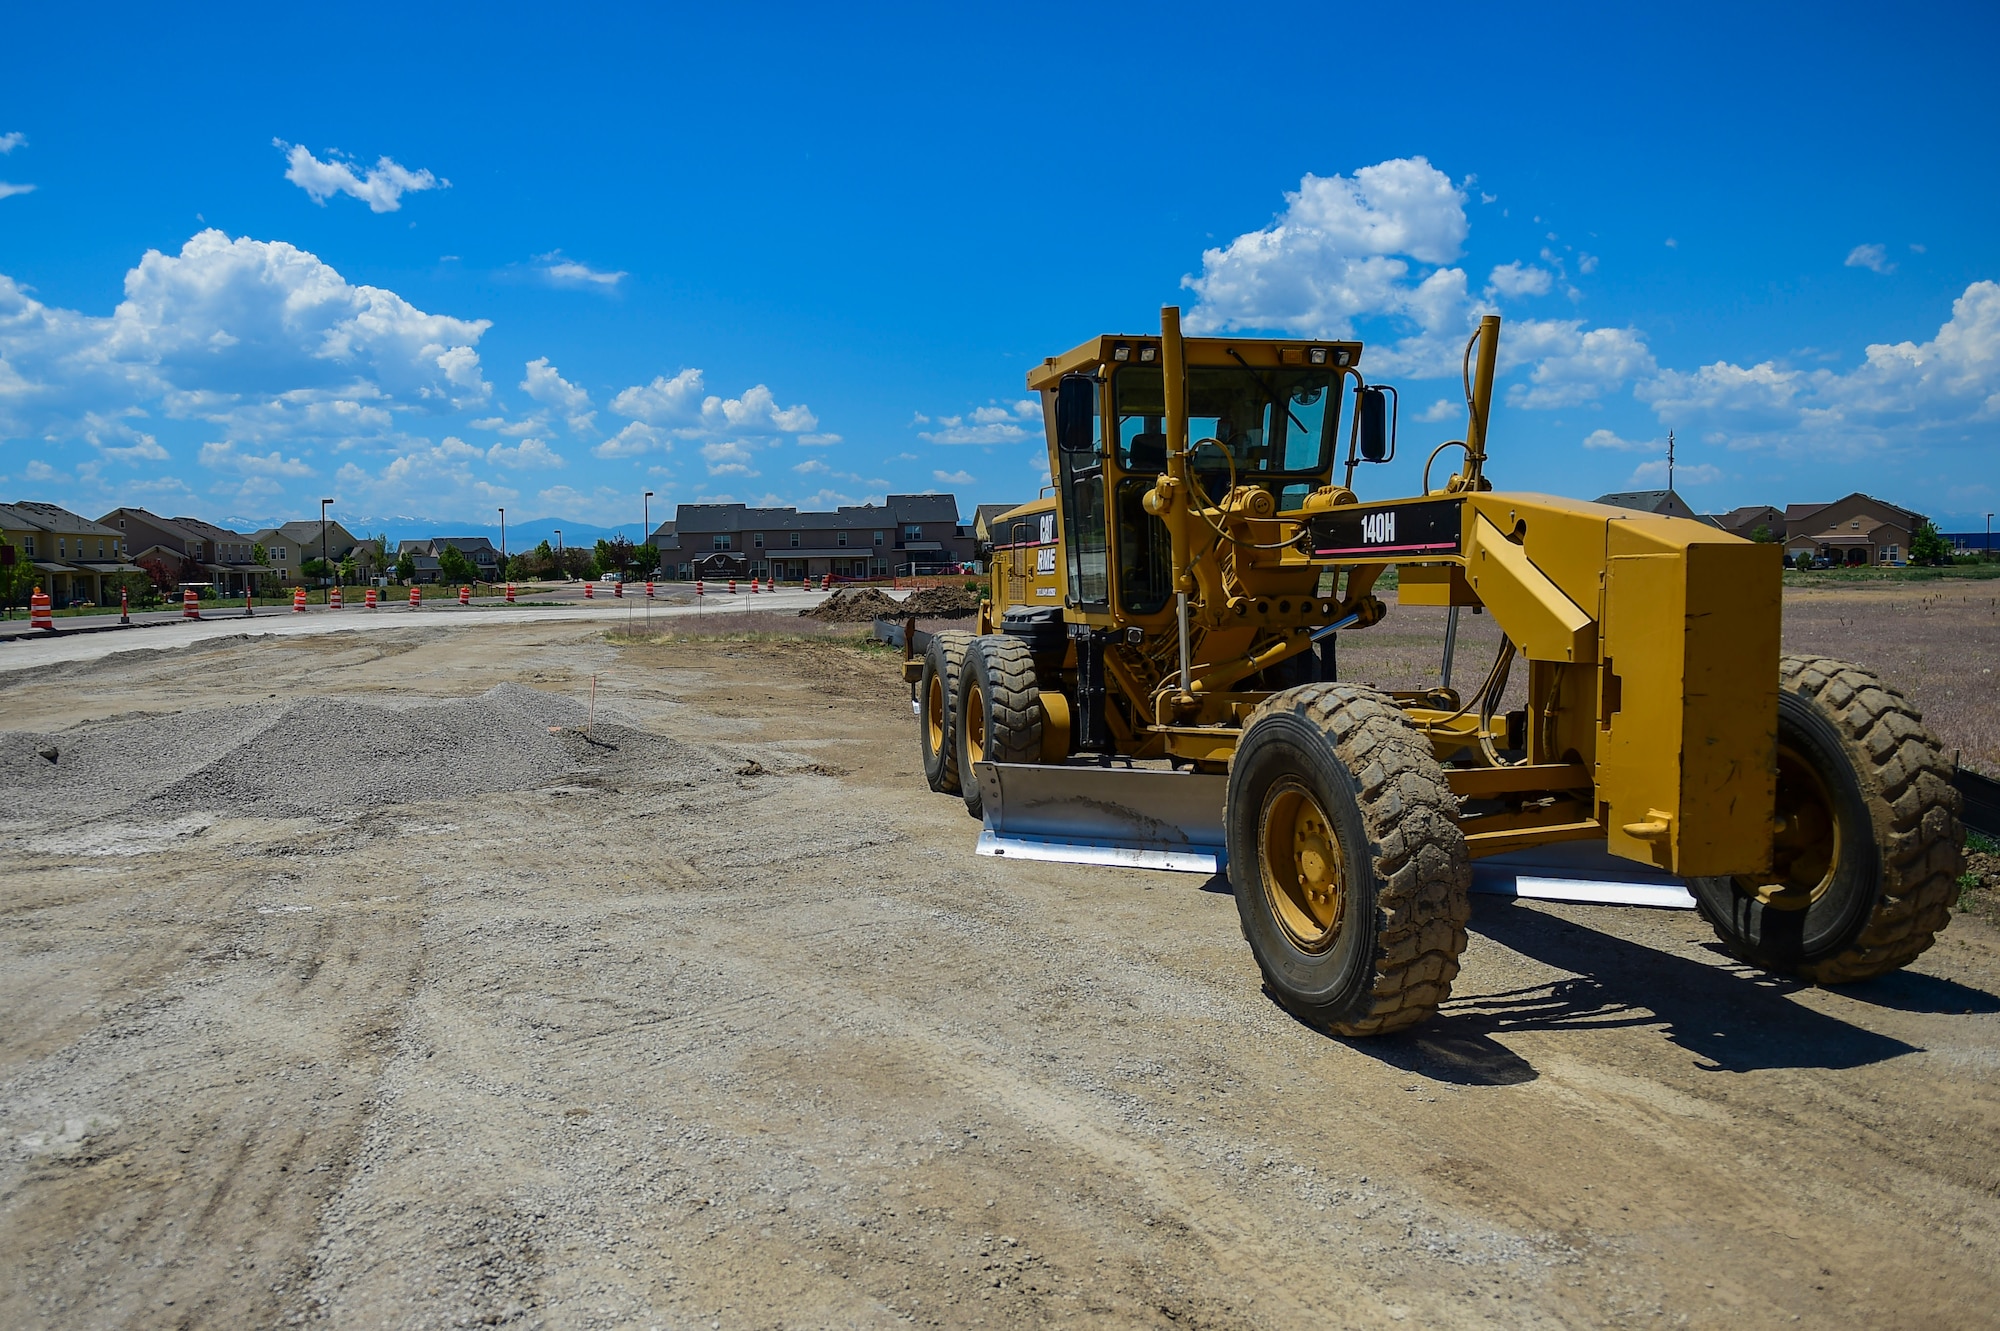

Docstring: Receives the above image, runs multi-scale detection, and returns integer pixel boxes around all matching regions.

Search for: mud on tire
[1690,654,1963,983]
[1225,683,1471,1036]
[918,630,974,794]
[955,635,1043,820]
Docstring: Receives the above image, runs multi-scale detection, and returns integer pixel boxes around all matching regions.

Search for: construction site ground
[1,581,1996,1330]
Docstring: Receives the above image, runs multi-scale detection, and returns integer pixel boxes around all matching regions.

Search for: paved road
[0,586,844,673]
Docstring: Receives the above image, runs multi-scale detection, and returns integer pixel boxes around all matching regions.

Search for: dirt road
[2,616,1997,1329]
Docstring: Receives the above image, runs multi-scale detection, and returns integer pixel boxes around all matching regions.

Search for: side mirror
[1355,384,1397,463]
[1056,375,1098,454]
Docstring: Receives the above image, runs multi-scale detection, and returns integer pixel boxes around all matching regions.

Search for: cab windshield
[1114,365,1339,477]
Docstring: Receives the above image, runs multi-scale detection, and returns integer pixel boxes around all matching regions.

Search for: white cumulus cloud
[1183,157,1469,337]
[592,421,667,459]
[701,440,759,477]
[536,251,627,290]
[917,399,1041,445]
[276,140,445,213]
[1581,428,1658,452]
[932,469,976,485]
[0,133,24,154]
[1486,262,1553,299]
[485,438,565,469]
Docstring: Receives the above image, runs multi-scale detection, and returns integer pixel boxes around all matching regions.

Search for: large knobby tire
[918,630,974,794]
[955,635,1044,820]
[1226,684,1471,1036]
[1690,654,1963,983]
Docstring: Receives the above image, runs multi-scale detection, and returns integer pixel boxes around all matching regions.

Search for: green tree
[250,542,271,599]
[1909,519,1950,566]
[438,545,478,584]
[1749,523,1774,543]
[0,540,39,616]
[629,542,661,578]
[395,549,417,582]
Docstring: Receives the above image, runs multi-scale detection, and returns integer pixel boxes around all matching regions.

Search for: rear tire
[1226,684,1471,1036]
[1690,655,1962,983]
[956,635,1044,819]
[919,630,974,794]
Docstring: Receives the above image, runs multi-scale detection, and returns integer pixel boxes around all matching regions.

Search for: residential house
[1782,494,1921,566]
[650,494,976,580]
[99,507,263,594]
[1705,504,1786,542]
[0,501,139,606]
[246,519,365,586]
[1591,489,1702,520]
[396,537,501,581]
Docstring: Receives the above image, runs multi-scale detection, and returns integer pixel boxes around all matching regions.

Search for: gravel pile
[800,587,904,622]
[0,683,724,824]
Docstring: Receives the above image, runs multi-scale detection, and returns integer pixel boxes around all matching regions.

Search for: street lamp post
[643,490,654,576]
[1987,511,1994,557]
[498,507,506,580]
[555,529,563,581]
[319,497,333,602]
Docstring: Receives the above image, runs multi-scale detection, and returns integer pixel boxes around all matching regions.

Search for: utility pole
[498,507,506,578]
[1988,511,1994,556]
[319,497,333,602]
[1666,430,1676,498]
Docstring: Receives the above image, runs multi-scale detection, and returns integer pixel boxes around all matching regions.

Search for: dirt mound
[898,585,980,617]
[801,587,904,622]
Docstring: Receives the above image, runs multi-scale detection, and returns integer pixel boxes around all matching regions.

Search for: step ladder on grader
[909,309,1964,1036]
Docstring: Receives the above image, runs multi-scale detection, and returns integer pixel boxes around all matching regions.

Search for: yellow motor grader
[911,308,1964,1036]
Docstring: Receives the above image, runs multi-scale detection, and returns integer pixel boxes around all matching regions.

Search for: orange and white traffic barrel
[365,587,378,609]
[585,581,595,599]
[120,586,131,624]
[505,583,515,603]
[30,587,53,631]
[728,578,737,594]
[409,585,422,610]
[645,580,655,598]
[329,586,342,611]
[614,580,624,598]
[292,587,307,613]
[696,579,704,597]
[183,587,202,620]
[459,585,471,606]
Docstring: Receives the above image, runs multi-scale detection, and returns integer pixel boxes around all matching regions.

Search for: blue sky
[3,1,1997,537]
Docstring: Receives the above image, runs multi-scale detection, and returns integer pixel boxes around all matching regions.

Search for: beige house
[245,519,377,586]
[0,501,141,606]
[1783,494,1920,566]
[1706,503,1786,541]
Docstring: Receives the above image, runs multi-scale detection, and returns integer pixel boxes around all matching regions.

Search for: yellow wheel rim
[964,678,987,762]
[1739,740,1839,911]
[926,672,947,756]
[1259,778,1346,953]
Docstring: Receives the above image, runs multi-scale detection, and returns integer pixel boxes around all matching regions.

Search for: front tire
[955,635,1043,820]
[1690,655,1962,983]
[919,630,974,794]
[1226,684,1471,1036]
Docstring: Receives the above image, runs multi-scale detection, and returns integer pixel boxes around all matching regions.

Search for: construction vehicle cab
[913,309,1964,1037]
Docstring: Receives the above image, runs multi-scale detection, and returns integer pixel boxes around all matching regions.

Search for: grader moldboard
[910,308,1965,1036]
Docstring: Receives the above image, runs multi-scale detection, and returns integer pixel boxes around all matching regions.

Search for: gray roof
[171,516,250,542]
[434,536,499,557]
[5,501,122,536]
[1593,489,1694,515]
[670,493,962,535]
[100,507,206,546]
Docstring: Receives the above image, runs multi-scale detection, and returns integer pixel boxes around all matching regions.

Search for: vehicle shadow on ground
[1338,899,1934,1086]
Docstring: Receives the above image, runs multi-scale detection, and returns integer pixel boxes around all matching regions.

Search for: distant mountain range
[217,515,659,550]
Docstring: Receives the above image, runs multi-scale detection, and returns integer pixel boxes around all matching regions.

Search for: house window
[754,532,764,548]
[873,530,884,546]
[905,524,923,540]
[23,536,34,556]
[59,538,67,557]
[789,532,800,548]
[838,531,849,547]
[1883,544,1899,563]
[1851,519,1861,530]
[712,535,733,550]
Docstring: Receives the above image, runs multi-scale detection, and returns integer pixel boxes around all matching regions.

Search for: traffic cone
[409,585,421,610]
[183,587,201,620]
[329,586,343,611]
[505,583,516,603]
[30,587,53,631]
[585,581,595,600]
[292,587,307,613]
[459,585,471,606]
[120,586,130,625]
[365,587,378,610]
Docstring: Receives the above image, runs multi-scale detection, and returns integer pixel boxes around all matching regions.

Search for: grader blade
[972,762,1227,873]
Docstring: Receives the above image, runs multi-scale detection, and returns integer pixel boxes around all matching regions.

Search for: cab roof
[1025,334,1365,392]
